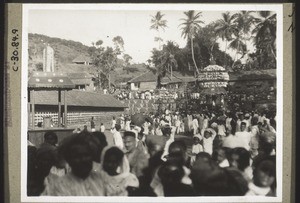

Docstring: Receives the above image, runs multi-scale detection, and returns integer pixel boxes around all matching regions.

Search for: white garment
[143,122,150,135]
[192,119,199,135]
[203,137,214,155]
[202,119,208,130]
[113,131,124,149]
[246,182,271,196]
[192,143,203,154]
[200,128,216,155]
[219,159,230,168]
[111,119,116,129]
[236,119,242,132]
[251,125,259,137]
[225,117,232,131]
[125,121,131,131]
[217,124,226,136]
[100,125,106,133]
[235,131,252,150]
[161,134,175,161]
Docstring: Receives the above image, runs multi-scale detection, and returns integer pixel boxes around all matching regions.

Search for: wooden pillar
[64,90,67,128]
[31,90,35,129]
[58,89,61,127]
[28,89,31,128]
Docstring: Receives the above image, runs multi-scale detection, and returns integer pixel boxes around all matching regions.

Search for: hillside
[28,33,149,83]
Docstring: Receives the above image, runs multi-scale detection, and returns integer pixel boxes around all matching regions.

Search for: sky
[27,7,268,64]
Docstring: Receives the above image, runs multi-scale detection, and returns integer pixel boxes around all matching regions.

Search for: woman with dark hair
[27,144,60,196]
[228,147,253,183]
[42,132,104,196]
[99,146,139,196]
[191,156,248,196]
[91,131,108,172]
[246,158,276,196]
[158,162,194,196]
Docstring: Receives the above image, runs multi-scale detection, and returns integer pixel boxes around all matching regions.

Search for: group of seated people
[27,118,276,197]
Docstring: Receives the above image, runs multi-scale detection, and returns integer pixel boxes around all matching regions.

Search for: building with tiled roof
[66,72,94,91]
[127,71,196,91]
[72,55,93,65]
[31,90,128,128]
[33,90,127,109]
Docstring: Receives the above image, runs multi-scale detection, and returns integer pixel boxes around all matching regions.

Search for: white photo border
[21,3,283,202]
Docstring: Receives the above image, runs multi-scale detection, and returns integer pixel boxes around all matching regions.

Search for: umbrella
[201,87,227,95]
[131,113,153,127]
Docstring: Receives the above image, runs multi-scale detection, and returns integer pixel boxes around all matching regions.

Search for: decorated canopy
[197,65,229,88]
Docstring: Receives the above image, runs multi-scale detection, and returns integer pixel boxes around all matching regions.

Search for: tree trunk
[157,75,161,89]
[210,39,217,64]
[108,74,111,89]
[170,64,173,80]
[232,41,240,69]
[269,45,276,59]
[191,37,199,74]
[98,72,101,90]
[224,40,228,67]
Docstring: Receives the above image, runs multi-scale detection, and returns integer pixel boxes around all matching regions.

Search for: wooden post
[28,89,31,128]
[64,90,67,128]
[32,90,35,129]
[58,89,61,127]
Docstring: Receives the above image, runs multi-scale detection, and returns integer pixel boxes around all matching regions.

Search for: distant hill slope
[28,33,149,84]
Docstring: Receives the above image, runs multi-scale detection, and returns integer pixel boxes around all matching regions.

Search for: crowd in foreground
[27,109,277,197]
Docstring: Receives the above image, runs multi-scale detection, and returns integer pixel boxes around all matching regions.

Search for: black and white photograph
[21,4,283,202]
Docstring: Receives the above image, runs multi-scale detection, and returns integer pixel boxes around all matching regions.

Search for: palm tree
[214,12,237,67]
[180,10,204,74]
[150,11,168,50]
[229,35,247,69]
[233,11,254,47]
[230,11,254,69]
[252,11,276,59]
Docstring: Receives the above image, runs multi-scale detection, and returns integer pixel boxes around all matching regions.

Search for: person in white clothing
[100,123,106,133]
[112,124,124,150]
[202,115,209,131]
[213,147,229,168]
[111,116,116,129]
[190,134,203,165]
[192,116,199,135]
[201,128,216,155]
[161,126,175,161]
[125,118,131,131]
[235,122,252,151]
[246,159,275,196]
[175,118,181,134]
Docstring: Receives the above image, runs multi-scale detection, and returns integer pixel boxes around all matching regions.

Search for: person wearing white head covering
[200,128,216,155]
[99,146,139,196]
[190,134,204,165]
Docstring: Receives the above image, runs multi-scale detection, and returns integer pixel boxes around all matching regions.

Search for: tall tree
[233,11,254,48]
[150,42,179,88]
[123,54,132,74]
[150,11,168,50]
[214,12,237,67]
[229,35,247,69]
[180,10,204,74]
[252,11,277,59]
[229,11,255,69]
[90,38,120,90]
[112,36,124,55]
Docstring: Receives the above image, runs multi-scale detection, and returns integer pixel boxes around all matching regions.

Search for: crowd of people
[27,108,277,197]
